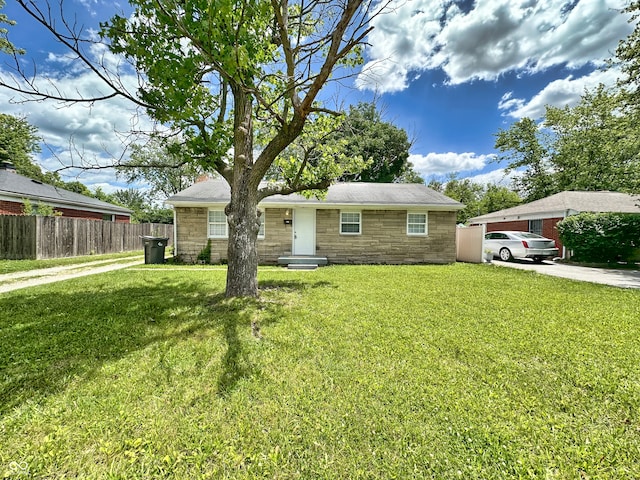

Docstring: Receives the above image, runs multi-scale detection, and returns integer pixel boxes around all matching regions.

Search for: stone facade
[316,209,457,264]
[175,206,457,264]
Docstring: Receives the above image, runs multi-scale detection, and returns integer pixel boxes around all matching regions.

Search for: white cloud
[357,0,632,92]
[498,67,622,119]
[0,50,154,189]
[464,168,521,188]
[409,152,494,176]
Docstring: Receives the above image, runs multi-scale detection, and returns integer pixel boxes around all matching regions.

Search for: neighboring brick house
[166,179,464,265]
[0,162,131,222]
[469,191,640,258]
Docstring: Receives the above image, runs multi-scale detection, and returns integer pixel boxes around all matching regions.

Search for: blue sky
[0,0,633,194]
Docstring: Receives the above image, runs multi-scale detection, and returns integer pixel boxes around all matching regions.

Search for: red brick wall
[0,199,130,224]
[485,218,565,256]
[542,217,563,254]
[54,207,104,220]
[0,200,24,215]
[486,220,528,233]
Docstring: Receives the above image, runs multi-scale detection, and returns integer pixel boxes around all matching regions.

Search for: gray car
[485,231,559,262]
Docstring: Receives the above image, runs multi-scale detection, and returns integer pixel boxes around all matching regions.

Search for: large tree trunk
[225,182,260,297]
[225,83,260,298]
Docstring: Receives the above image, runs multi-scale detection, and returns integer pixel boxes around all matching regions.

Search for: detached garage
[469,191,640,258]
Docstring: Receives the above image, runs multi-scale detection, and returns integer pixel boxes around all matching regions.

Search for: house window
[208,210,227,238]
[258,212,265,239]
[340,211,361,234]
[208,209,265,239]
[529,219,543,236]
[407,212,428,235]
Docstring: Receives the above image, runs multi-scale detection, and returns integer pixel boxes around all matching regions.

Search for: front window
[208,210,227,238]
[407,213,427,235]
[258,212,265,239]
[529,219,543,236]
[340,211,361,234]
[208,209,265,239]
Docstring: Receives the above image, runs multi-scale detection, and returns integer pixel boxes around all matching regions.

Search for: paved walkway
[492,259,640,289]
[0,256,144,294]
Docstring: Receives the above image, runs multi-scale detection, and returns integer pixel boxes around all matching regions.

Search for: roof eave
[167,199,464,211]
[0,191,132,215]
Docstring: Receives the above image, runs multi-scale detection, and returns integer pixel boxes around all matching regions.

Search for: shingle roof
[469,191,640,223]
[166,179,464,210]
[0,170,132,215]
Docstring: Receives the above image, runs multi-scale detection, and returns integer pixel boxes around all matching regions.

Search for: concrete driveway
[492,259,640,289]
[0,257,144,294]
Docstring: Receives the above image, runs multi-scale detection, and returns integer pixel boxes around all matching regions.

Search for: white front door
[293,208,316,255]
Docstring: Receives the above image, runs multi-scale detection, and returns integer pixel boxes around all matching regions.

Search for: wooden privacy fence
[0,215,173,260]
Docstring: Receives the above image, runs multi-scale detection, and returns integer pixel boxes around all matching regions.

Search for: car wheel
[499,248,513,261]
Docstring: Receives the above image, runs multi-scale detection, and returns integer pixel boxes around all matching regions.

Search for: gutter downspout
[562,209,569,259]
[172,208,178,258]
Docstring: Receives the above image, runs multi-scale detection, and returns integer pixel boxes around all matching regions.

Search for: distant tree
[478,184,521,214]
[138,207,174,224]
[0,113,53,182]
[62,180,93,196]
[395,162,424,184]
[426,179,444,193]
[545,86,640,194]
[116,138,205,201]
[428,175,521,222]
[91,186,116,204]
[614,1,640,105]
[337,102,419,183]
[0,0,24,55]
[111,188,147,212]
[494,117,555,201]
[440,174,484,223]
[111,188,174,224]
[495,87,640,200]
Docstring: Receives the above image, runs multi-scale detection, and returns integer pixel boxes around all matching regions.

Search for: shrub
[196,239,212,264]
[557,212,640,263]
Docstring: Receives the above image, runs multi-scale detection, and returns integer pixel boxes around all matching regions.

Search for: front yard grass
[1,264,639,478]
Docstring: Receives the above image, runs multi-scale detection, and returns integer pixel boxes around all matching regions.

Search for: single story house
[0,162,131,222]
[469,191,640,257]
[165,179,464,265]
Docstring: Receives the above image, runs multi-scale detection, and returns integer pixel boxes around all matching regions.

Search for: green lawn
[0,250,144,275]
[1,264,639,478]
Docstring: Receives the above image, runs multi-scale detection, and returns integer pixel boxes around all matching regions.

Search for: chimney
[0,161,16,173]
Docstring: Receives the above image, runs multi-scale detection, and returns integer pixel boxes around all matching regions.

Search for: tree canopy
[116,138,206,201]
[428,174,521,224]
[4,0,384,297]
[0,113,60,183]
[336,102,420,183]
[615,1,640,106]
[0,0,23,55]
[494,86,640,201]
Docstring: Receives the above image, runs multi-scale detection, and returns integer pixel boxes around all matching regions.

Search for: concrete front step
[287,264,319,270]
[277,256,328,266]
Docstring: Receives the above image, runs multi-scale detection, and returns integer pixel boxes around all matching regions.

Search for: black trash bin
[141,236,169,264]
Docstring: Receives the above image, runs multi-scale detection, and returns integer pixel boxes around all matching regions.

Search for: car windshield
[518,232,544,239]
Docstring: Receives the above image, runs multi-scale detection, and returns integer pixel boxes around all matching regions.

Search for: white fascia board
[0,192,130,216]
[169,200,463,211]
[475,210,571,223]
